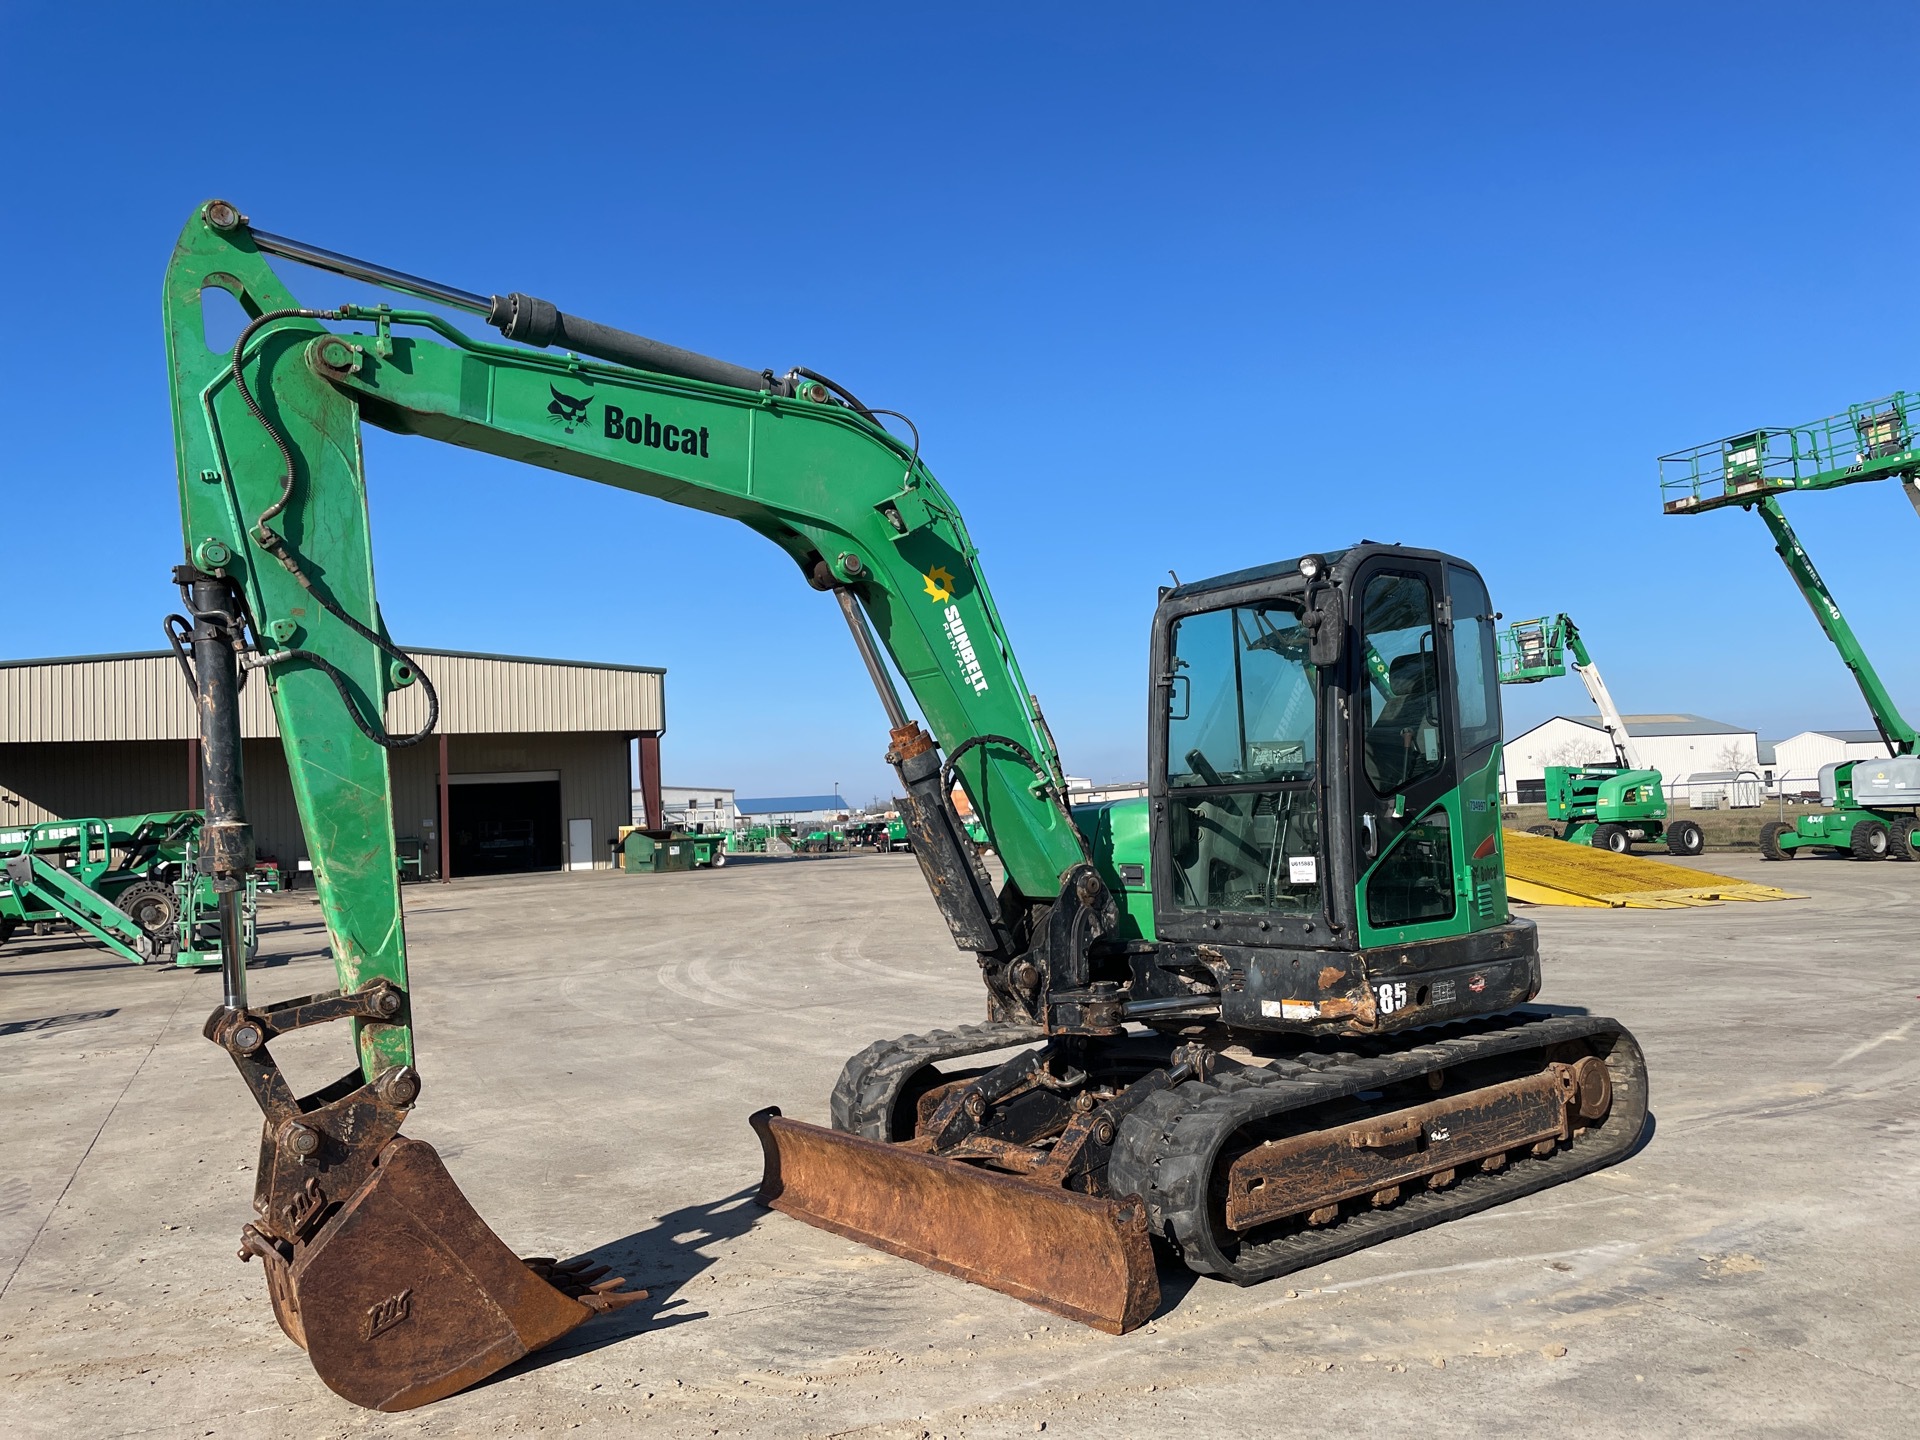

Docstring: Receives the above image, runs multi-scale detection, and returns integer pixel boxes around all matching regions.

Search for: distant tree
[1541,738,1613,767]
[1713,741,1757,774]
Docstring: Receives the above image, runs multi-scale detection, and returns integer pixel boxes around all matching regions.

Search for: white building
[1503,714,1759,804]
[1769,730,1891,796]
[1065,776,1149,804]
[632,784,737,831]
[664,785,736,831]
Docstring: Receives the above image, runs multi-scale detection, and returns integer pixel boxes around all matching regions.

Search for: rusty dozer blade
[751,1107,1159,1334]
[208,989,644,1412]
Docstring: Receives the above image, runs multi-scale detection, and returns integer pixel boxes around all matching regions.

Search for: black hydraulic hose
[225,311,439,749]
[163,613,198,690]
[228,309,340,540]
[786,365,922,488]
[941,733,1090,860]
[789,365,876,422]
[866,407,922,488]
[166,611,249,694]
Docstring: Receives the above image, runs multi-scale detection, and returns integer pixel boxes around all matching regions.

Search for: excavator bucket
[751,1109,1159,1334]
[248,1137,643,1411]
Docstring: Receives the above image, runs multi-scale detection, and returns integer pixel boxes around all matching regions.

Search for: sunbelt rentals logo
[924,566,989,694]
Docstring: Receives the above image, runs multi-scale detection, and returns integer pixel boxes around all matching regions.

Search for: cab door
[1349,556,1469,947]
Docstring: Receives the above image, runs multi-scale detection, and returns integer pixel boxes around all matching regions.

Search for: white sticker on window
[1288,856,1318,884]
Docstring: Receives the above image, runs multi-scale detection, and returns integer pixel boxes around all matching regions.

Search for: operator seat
[1367,651,1439,792]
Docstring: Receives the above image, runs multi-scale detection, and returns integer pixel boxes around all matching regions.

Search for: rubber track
[1108,1009,1649,1285]
[830,1022,1047,1139]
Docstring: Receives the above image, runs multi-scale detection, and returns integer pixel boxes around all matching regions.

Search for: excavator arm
[162,200,1120,1406]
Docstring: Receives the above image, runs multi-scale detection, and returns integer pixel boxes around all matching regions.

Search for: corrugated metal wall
[0,650,663,742]
[0,741,191,824]
[0,733,632,872]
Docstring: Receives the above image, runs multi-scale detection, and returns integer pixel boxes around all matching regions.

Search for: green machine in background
[1496,615,1704,856]
[0,810,258,966]
[1662,392,1920,861]
[622,827,728,871]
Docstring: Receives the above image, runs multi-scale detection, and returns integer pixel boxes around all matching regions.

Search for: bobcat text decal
[604,405,710,457]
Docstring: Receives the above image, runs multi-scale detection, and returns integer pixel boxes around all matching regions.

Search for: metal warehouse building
[0,648,665,878]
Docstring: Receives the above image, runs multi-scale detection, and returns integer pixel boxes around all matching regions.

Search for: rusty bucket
[209,988,646,1412]
[751,1108,1159,1334]
[245,1136,642,1411]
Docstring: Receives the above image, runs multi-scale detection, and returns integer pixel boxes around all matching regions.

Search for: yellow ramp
[1502,830,1802,909]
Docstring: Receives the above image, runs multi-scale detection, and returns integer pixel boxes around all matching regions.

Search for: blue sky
[5,3,1918,801]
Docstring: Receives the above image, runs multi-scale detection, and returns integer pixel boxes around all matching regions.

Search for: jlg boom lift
[1662,394,1920,859]
[164,201,1647,1411]
[1496,614,1704,856]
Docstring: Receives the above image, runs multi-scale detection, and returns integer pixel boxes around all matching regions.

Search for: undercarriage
[756,1009,1647,1332]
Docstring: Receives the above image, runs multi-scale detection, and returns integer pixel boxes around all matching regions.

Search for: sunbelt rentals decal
[923,566,989,694]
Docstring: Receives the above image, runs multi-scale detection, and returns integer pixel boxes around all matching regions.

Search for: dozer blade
[751,1108,1158,1334]
[267,1138,640,1412]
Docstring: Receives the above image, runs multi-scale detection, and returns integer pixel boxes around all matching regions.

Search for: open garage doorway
[449,771,562,875]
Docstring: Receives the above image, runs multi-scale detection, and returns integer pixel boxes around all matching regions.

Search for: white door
[567,818,596,871]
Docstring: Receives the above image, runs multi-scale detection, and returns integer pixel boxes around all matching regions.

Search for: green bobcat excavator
[163,200,1647,1411]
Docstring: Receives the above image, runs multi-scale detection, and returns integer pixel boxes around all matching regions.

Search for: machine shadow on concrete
[477,1185,771,1385]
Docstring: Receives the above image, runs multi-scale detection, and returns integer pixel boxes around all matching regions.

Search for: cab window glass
[1365,807,1456,928]
[1168,603,1316,786]
[1164,600,1320,916]
[1361,574,1442,794]
[1448,565,1501,757]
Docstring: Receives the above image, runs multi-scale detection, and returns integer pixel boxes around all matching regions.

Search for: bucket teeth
[751,1107,1159,1335]
[525,1256,649,1314]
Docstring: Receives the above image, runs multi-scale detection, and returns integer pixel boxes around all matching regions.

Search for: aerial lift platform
[1497,613,1701,857]
[1662,393,1920,860]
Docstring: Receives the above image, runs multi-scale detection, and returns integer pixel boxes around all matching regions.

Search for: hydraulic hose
[224,310,439,749]
[941,733,1089,861]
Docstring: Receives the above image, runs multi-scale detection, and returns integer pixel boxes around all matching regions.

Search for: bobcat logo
[548,385,593,433]
[364,1288,413,1340]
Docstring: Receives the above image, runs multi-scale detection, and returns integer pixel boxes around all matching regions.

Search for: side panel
[1074,799,1154,942]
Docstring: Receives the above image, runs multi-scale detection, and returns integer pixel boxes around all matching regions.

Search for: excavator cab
[1141,544,1537,1030]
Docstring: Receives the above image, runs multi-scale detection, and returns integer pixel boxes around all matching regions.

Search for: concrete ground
[2,849,1915,1438]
